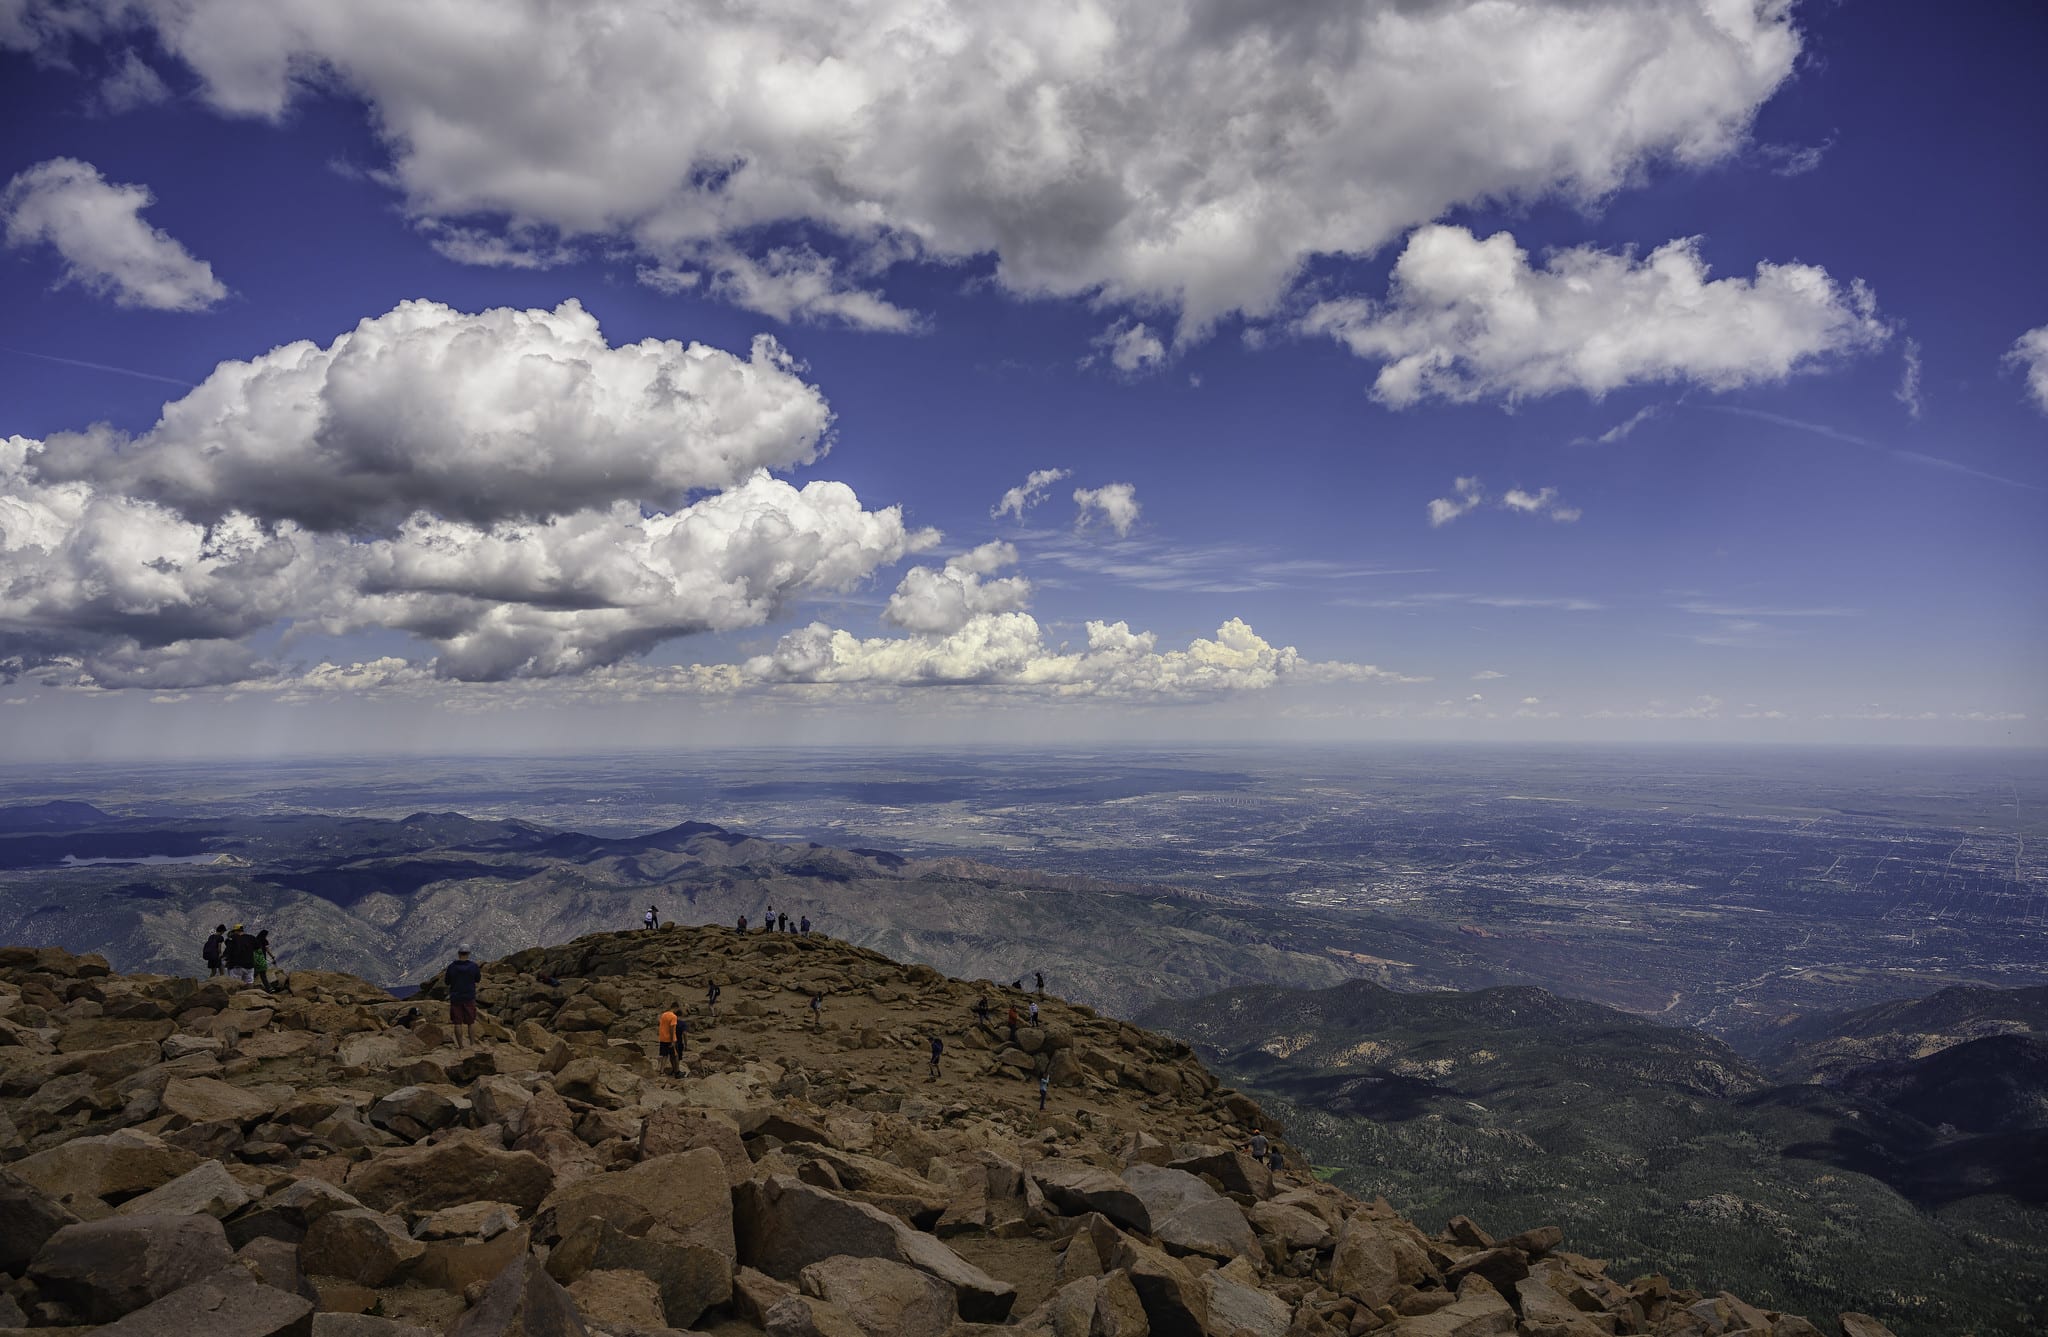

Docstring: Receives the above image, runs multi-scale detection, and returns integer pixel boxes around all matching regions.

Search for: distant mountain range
[0,806,1352,1019]
[1141,977,2048,1337]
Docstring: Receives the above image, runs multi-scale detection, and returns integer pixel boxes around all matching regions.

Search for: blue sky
[0,0,2042,758]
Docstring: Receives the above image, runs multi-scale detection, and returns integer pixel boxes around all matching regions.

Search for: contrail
[0,346,195,387]
[1710,405,2042,492]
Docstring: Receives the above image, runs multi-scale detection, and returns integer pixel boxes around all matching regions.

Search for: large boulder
[639,1105,751,1184]
[1030,1161,1152,1233]
[565,1269,665,1330]
[533,1146,734,1260]
[799,1254,957,1337]
[1044,1270,1150,1337]
[448,1252,589,1336]
[1382,1286,1515,1336]
[162,1076,280,1125]
[1198,1271,1288,1337]
[1110,1237,1208,1337]
[9,1128,202,1207]
[734,1174,1017,1321]
[115,1159,253,1219]
[1331,1216,1435,1308]
[302,1208,427,1286]
[0,1169,80,1273]
[90,1263,314,1337]
[1166,1151,1273,1201]
[546,1215,730,1328]
[1247,1199,1330,1252]
[346,1138,554,1213]
[1120,1165,1258,1262]
[30,1212,236,1322]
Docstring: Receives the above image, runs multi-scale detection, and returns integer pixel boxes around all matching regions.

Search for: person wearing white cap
[445,945,482,1049]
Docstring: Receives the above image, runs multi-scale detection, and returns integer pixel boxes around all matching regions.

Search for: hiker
[736,914,748,932]
[444,945,482,1050]
[929,1034,943,1081]
[644,905,658,931]
[764,905,774,932]
[202,924,226,978]
[224,924,256,985]
[1267,1143,1284,1174]
[809,992,824,1029]
[1028,999,1040,1025]
[1006,1003,1020,1045]
[799,915,810,935]
[1038,1073,1049,1110]
[658,1002,685,1076]
[1035,970,1044,994]
[397,1005,422,1028]
[778,911,789,933]
[705,979,721,1013]
[1247,1128,1270,1161]
[253,930,275,992]
[973,994,990,1026]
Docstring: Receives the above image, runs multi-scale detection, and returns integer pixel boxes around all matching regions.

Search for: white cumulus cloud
[2007,325,2048,415]
[1090,320,1168,375]
[1304,225,1890,406]
[1,157,226,310]
[882,543,1033,636]
[1074,482,1141,537]
[34,298,833,531]
[0,302,939,687]
[1430,477,1579,526]
[6,0,1805,334]
[1428,476,1485,527]
[741,614,1420,699]
[992,468,1071,521]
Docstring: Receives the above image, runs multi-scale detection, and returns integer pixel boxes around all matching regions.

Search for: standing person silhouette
[202,925,225,978]
[644,904,658,931]
[928,1034,943,1081]
[799,915,810,935]
[1038,1073,1049,1110]
[809,992,824,1030]
[444,946,482,1050]
[1035,970,1044,994]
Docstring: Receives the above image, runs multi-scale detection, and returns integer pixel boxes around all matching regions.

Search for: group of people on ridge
[201,923,282,990]
[735,905,810,934]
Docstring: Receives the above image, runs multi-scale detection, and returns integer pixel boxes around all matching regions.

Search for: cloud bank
[5,0,1805,333]
[0,302,933,686]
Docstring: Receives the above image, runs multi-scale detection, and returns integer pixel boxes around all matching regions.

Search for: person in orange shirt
[658,1004,685,1076]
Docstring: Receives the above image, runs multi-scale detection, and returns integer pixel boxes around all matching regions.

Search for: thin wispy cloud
[1711,406,2041,491]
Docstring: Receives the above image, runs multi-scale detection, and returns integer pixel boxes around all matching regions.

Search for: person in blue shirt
[444,945,483,1049]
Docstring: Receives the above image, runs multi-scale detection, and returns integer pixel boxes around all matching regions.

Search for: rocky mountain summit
[0,927,1903,1337]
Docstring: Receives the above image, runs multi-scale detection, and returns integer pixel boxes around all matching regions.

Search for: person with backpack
[444,945,482,1050]
[644,905,658,931]
[928,1034,943,1081]
[224,924,256,985]
[1247,1128,1269,1161]
[202,925,225,978]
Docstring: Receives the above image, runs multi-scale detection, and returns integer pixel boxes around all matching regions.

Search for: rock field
[0,926,1901,1336]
